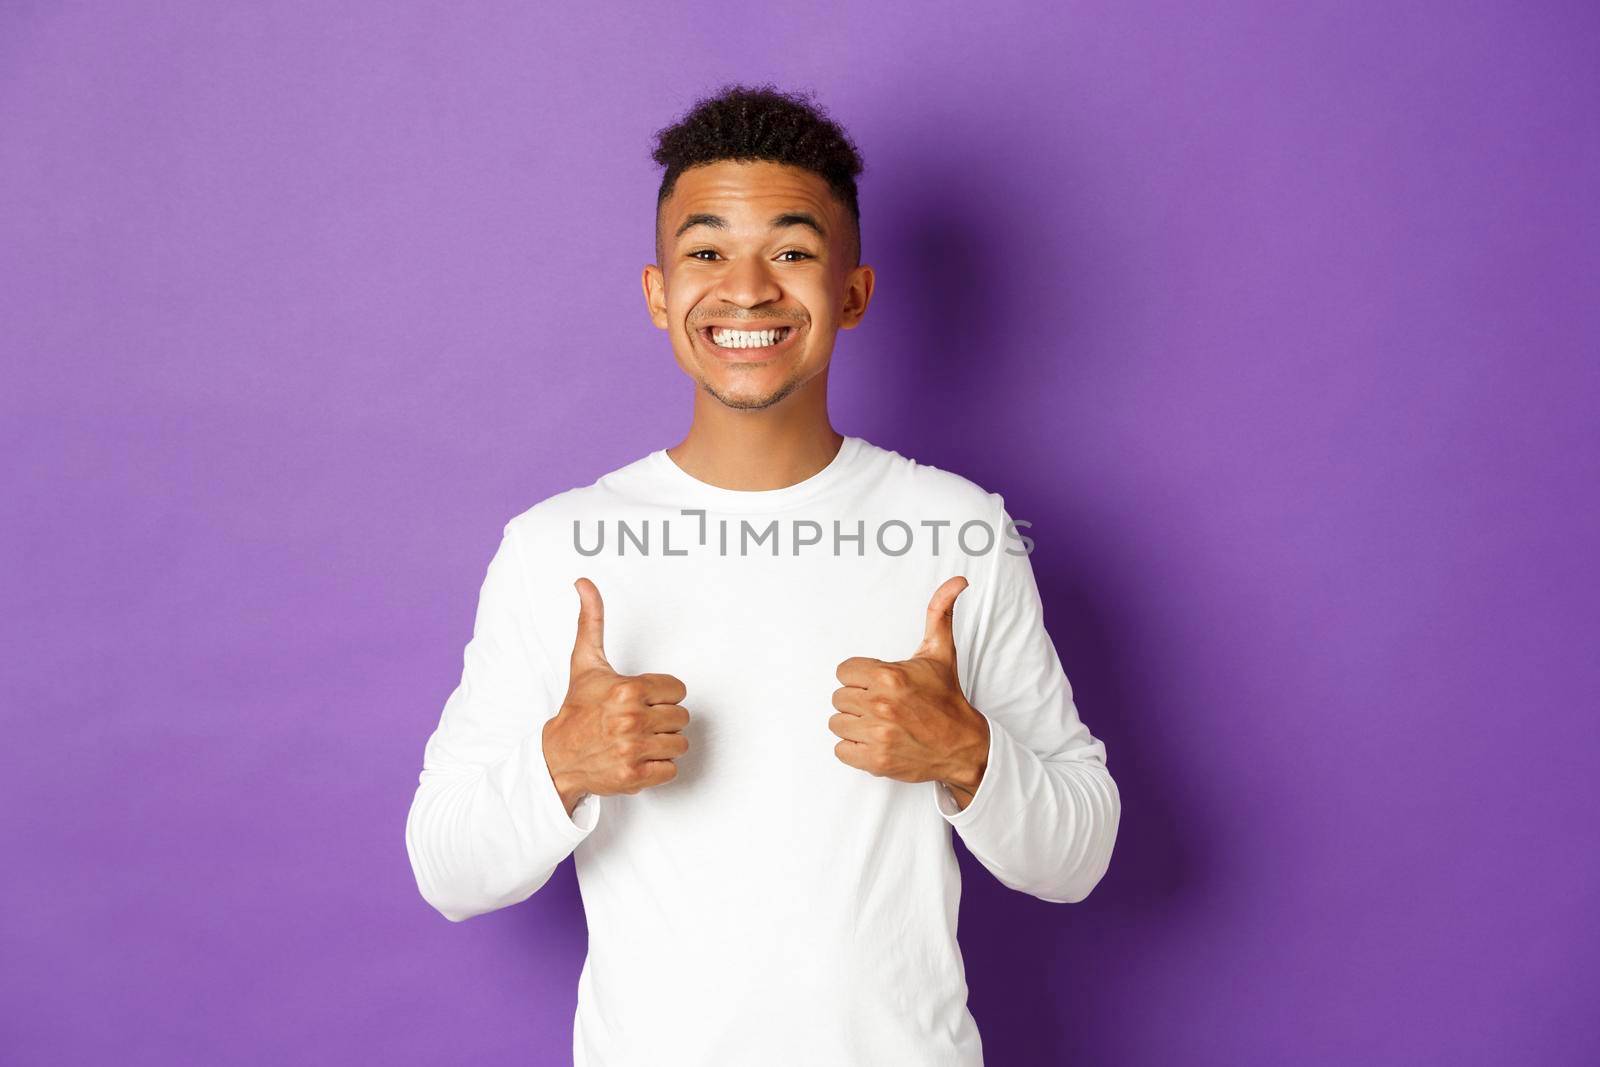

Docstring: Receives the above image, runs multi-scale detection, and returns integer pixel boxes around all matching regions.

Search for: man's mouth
[699,324,798,352]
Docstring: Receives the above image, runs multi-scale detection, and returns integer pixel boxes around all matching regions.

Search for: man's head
[643,84,874,412]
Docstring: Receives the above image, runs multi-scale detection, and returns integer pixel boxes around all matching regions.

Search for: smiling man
[405,83,1121,1066]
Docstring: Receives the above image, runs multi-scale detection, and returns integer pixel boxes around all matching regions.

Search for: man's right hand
[541,577,690,817]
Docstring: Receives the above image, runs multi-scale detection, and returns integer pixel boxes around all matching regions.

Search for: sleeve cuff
[524,730,601,840]
[934,710,1005,825]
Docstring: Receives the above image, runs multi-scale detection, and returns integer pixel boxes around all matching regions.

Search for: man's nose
[714,255,783,307]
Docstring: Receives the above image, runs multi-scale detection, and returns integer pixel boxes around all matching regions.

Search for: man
[405,83,1120,1066]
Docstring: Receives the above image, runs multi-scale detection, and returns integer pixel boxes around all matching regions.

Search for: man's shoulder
[859,437,1006,518]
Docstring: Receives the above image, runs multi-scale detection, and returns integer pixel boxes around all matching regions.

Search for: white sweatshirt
[404,435,1120,1066]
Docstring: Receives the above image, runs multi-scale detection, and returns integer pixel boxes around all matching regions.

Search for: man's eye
[686,250,813,262]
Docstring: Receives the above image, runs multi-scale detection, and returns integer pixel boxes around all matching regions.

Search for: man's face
[643,160,873,411]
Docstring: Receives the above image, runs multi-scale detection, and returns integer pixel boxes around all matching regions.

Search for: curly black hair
[650,83,865,267]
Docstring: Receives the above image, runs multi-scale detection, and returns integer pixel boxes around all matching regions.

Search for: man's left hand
[830,576,991,809]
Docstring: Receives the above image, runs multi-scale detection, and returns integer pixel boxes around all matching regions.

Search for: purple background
[3,2,1596,1064]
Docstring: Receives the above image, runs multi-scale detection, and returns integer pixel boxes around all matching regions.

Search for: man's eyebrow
[674,212,828,240]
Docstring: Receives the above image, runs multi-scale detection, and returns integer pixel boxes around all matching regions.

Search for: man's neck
[667,385,843,492]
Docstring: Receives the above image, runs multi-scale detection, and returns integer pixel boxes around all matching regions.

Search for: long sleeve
[404,521,602,922]
[932,495,1121,904]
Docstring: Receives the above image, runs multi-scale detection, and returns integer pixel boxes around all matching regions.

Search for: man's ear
[839,263,875,329]
[642,263,669,329]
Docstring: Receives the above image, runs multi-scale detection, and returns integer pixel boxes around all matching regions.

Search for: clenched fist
[830,576,991,810]
[541,577,690,816]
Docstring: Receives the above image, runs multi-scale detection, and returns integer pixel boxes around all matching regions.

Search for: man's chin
[699,373,801,411]
[702,383,791,411]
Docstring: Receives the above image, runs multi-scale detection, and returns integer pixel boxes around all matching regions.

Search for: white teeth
[709,326,790,349]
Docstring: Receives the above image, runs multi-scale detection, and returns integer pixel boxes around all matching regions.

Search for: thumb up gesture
[829,576,991,808]
[541,578,691,816]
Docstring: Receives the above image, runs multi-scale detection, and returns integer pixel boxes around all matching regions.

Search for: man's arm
[404,523,600,923]
[933,496,1121,904]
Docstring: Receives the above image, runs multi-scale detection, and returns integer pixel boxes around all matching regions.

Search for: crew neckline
[648,435,864,512]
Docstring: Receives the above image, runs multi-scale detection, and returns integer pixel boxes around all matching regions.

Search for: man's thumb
[571,577,609,669]
[918,575,968,663]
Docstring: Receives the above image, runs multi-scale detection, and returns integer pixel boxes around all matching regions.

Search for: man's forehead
[665,162,837,231]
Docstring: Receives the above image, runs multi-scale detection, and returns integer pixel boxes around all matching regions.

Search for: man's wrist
[542,719,589,817]
[939,707,990,796]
